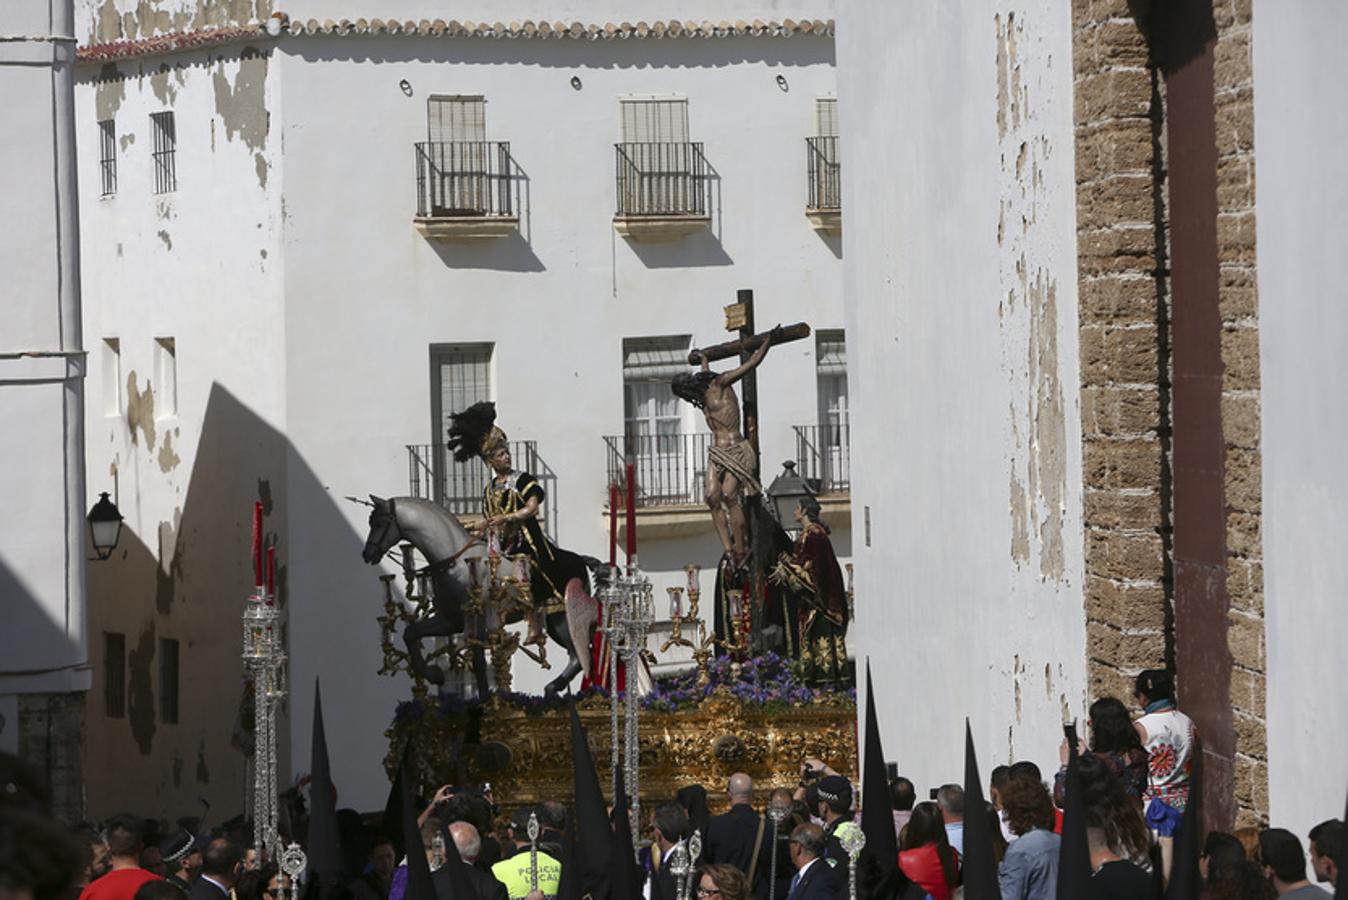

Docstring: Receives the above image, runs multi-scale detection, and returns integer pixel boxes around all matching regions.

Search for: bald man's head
[728,773,754,804]
[449,822,481,864]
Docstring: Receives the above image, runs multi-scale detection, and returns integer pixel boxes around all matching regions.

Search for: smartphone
[929,787,939,801]
[885,762,898,781]
[1064,720,1079,751]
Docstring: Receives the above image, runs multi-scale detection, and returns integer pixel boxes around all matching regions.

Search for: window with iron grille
[151,111,176,194]
[429,344,494,511]
[159,637,179,724]
[104,631,126,718]
[423,96,496,214]
[616,97,704,216]
[808,98,841,211]
[622,336,702,503]
[98,119,117,196]
[815,330,850,491]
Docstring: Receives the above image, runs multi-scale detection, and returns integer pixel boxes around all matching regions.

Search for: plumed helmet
[447,402,509,462]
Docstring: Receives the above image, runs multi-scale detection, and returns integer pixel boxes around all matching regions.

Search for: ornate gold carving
[386,691,857,812]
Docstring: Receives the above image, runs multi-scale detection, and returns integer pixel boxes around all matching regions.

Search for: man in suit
[186,839,241,900]
[785,824,839,900]
[706,774,768,891]
[431,822,507,900]
[650,802,691,900]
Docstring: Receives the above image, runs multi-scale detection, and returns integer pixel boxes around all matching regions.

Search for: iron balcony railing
[414,140,516,218]
[407,440,556,536]
[807,136,841,212]
[604,432,713,508]
[793,423,850,494]
[614,141,708,217]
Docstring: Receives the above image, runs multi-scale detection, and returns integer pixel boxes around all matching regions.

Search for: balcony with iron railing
[413,140,520,240]
[792,423,850,495]
[613,141,711,242]
[806,136,841,234]
[407,440,556,537]
[603,426,850,538]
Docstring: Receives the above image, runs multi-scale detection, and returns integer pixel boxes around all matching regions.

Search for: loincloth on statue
[707,439,762,496]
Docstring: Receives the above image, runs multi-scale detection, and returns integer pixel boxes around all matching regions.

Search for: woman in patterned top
[1054,697,1150,808]
[1133,668,1197,885]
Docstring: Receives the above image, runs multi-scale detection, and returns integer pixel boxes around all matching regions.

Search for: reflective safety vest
[490,850,562,900]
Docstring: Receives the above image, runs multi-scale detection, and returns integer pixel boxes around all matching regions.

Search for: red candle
[252,502,263,587]
[625,463,637,563]
[608,484,618,567]
[266,546,276,601]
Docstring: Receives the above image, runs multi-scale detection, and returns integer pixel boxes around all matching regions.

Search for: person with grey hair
[707,773,770,895]
[433,822,507,900]
[936,784,966,856]
[785,823,839,899]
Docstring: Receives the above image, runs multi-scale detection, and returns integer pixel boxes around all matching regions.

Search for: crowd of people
[2,668,1343,900]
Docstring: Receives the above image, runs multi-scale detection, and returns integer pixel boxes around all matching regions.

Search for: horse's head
[361,495,402,564]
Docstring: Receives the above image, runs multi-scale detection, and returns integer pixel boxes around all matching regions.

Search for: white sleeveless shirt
[1137,705,1196,810]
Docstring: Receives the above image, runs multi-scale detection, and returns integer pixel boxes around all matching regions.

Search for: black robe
[483,471,589,614]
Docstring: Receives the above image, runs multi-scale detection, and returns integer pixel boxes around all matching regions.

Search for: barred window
[151,111,176,194]
[98,119,117,196]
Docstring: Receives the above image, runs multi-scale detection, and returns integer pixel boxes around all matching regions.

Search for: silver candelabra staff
[667,839,691,900]
[599,562,654,858]
[840,827,866,900]
[684,829,703,900]
[766,803,789,900]
[242,581,288,862]
[278,841,308,900]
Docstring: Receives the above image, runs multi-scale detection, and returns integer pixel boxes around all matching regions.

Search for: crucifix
[671,289,811,564]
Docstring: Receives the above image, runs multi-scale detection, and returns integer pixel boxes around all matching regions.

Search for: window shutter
[428,96,486,142]
[816,98,839,137]
[620,98,689,143]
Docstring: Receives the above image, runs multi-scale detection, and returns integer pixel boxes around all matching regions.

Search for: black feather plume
[447,402,498,462]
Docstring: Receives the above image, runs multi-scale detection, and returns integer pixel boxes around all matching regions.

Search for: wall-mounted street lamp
[87,492,124,560]
[765,460,813,527]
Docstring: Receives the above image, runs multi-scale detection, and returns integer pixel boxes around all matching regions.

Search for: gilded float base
[386,690,858,811]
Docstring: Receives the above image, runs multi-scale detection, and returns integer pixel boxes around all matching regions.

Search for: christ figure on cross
[671,325,782,563]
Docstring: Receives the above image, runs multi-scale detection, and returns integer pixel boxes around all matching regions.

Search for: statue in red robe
[770,497,849,688]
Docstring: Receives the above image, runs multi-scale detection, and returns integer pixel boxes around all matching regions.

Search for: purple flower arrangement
[640,652,851,713]
[392,654,853,727]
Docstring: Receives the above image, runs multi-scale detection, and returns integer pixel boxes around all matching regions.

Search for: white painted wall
[75,39,285,816]
[1255,0,1348,844]
[277,31,845,811]
[837,0,1087,790]
[0,0,90,726]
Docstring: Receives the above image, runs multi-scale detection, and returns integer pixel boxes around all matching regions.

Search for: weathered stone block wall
[1071,0,1171,704]
[1211,0,1266,828]
[1072,0,1267,828]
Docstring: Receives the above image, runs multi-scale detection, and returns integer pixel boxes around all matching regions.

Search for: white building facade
[1,0,91,821]
[75,0,845,815]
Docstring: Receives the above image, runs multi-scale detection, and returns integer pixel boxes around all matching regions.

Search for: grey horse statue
[360,495,600,698]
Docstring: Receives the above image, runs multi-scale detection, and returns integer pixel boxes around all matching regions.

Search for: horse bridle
[366,498,400,557]
[367,498,485,575]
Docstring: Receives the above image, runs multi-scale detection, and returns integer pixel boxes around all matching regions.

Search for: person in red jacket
[80,816,163,900]
[897,802,959,900]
